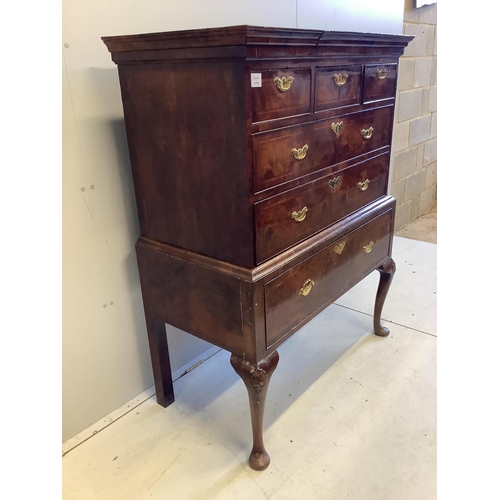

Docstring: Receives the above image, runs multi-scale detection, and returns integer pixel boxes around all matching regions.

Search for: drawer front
[251,68,311,123]
[315,65,361,112]
[335,106,393,163]
[255,153,390,263]
[253,107,393,192]
[264,210,393,348]
[253,119,336,192]
[363,64,398,103]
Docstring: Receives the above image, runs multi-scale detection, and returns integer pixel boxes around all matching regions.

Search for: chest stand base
[142,253,396,470]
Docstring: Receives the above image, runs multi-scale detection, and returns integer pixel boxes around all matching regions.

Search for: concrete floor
[396,206,437,244]
[63,213,437,500]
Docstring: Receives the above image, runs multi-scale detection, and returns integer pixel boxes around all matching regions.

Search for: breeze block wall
[391,0,437,230]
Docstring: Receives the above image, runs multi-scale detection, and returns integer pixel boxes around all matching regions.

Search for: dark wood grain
[135,199,395,364]
[102,25,412,471]
[138,195,395,285]
[374,257,396,337]
[251,68,311,122]
[253,106,393,192]
[119,60,253,268]
[143,313,175,407]
[253,117,336,192]
[102,25,413,61]
[136,238,246,356]
[230,351,279,471]
[335,106,394,162]
[315,65,361,112]
[363,63,398,103]
[264,210,392,348]
[255,152,390,263]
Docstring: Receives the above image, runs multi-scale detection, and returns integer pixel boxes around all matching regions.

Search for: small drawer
[335,106,393,163]
[264,210,393,348]
[315,65,361,112]
[251,68,311,122]
[363,64,398,103]
[255,153,390,263]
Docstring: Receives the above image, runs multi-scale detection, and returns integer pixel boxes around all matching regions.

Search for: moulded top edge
[102,25,413,54]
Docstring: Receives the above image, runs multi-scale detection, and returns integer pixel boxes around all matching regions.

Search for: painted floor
[63,214,437,500]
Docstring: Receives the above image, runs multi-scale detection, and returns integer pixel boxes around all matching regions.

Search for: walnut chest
[102,25,412,470]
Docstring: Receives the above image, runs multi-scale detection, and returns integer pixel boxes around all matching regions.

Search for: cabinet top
[102,25,413,56]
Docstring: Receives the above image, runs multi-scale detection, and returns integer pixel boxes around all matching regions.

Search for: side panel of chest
[118,61,254,268]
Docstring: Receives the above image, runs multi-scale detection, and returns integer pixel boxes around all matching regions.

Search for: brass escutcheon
[376,68,388,80]
[273,76,294,91]
[291,144,309,160]
[329,176,341,190]
[334,241,346,255]
[357,179,370,191]
[363,241,375,254]
[299,279,315,296]
[331,121,344,136]
[361,127,374,139]
[291,206,308,222]
[333,73,349,86]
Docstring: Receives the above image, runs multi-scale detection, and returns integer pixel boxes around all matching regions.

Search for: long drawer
[255,152,390,263]
[264,209,392,348]
[253,106,393,192]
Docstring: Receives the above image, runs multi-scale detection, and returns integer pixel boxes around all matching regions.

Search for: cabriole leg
[373,257,396,337]
[230,351,279,471]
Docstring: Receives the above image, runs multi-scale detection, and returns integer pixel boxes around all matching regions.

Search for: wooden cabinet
[102,25,412,471]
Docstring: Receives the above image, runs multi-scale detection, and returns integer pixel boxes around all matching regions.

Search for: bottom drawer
[264,209,393,348]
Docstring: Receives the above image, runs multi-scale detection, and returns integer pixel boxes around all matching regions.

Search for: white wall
[62,0,404,442]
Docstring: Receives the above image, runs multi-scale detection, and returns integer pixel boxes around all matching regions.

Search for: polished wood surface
[103,25,412,61]
[253,118,336,192]
[136,239,247,357]
[255,152,390,262]
[143,315,174,408]
[335,106,394,162]
[253,106,393,193]
[374,257,397,337]
[134,198,395,366]
[102,25,412,471]
[230,351,279,471]
[363,63,398,103]
[119,60,253,268]
[315,65,362,112]
[264,210,392,348]
[251,68,311,122]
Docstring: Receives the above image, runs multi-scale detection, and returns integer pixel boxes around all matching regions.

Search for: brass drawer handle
[291,144,309,160]
[376,68,389,80]
[329,176,341,190]
[361,127,374,139]
[273,76,294,92]
[357,179,370,191]
[299,279,315,297]
[333,73,349,86]
[331,121,344,136]
[334,241,346,255]
[363,241,374,253]
[291,206,308,222]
